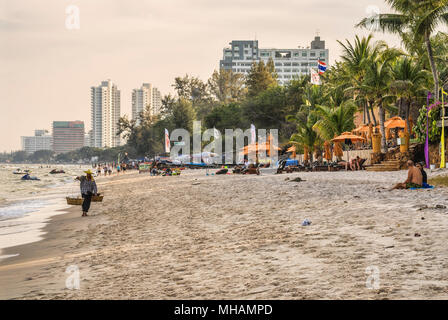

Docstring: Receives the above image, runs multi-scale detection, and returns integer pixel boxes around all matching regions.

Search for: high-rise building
[21,130,53,154]
[52,121,85,153]
[91,80,121,148]
[132,83,162,123]
[219,36,329,85]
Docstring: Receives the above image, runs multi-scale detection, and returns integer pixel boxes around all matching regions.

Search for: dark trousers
[82,193,92,212]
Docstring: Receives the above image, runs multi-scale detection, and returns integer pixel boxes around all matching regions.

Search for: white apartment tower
[220,36,329,85]
[91,80,121,148]
[132,83,162,123]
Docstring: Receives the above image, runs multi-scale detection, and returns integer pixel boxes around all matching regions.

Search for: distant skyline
[0,0,402,152]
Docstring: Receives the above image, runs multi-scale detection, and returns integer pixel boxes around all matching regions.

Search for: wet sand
[1,169,448,299]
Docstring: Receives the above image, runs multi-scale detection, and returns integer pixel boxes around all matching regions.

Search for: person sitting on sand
[390,160,423,190]
[416,162,428,185]
[76,169,98,217]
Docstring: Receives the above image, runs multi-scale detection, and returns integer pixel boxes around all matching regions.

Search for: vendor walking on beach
[76,169,98,217]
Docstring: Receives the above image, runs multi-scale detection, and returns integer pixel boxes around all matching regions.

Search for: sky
[0,0,402,152]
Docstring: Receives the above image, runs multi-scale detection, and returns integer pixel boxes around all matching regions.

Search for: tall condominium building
[52,121,85,153]
[131,83,163,123]
[219,36,329,85]
[91,80,121,148]
[21,129,53,154]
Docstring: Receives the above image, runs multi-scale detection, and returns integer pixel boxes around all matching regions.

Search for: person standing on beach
[76,169,98,217]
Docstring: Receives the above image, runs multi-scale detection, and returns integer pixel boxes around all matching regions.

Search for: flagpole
[441,90,446,168]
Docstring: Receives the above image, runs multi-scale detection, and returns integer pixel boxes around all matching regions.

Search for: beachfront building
[84,131,92,147]
[91,80,121,148]
[21,130,53,154]
[52,121,85,153]
[131,83,162,123]
[219,36,329,85]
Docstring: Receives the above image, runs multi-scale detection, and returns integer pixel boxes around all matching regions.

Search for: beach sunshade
[286,146,296,153]
[324,141,332,161]
[303,146,310,161]
[287,145,296,158]
[385,116,406,129]
[353,124,370,133]
[331,132,366,143]
[333,142,343,157]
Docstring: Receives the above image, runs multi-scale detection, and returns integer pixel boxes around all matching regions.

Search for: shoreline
[1,169,448,299]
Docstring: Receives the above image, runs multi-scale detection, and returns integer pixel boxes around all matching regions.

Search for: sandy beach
[1,169,448,300]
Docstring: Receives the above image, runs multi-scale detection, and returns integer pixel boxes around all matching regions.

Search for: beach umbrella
[287,145,296,158]
[303,146,310,161]
[353,124,370,133]
[385,116,406,129]
[333,142,343,158]
[324,141,332,161]
[331,132,366,143]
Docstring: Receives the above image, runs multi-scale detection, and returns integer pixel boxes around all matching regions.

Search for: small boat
[13,169,29,174]
[21,174,40,181]
[49,169,65,174]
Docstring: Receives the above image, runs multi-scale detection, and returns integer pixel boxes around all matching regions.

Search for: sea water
[0,164,91,256]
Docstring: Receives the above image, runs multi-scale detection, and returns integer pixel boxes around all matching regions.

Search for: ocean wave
[0,199,49,221]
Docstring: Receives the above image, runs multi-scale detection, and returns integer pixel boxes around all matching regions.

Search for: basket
[66,197,84,205]
[92,195,104,202]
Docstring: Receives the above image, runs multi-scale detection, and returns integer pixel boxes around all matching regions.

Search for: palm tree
[357,0,448,100]
[361,49,402,153]
[312,100,358,141]
[390,56,431,132]
[338,35,386,124]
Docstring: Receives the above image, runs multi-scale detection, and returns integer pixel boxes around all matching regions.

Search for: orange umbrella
[331,132,366,143]
[303,146,310,161]
[353,124,370,133]
[240,141,280,156]
[385,116,406,129]
[333,141,343,157]
[287,145,296,158]
[324,141,332,161]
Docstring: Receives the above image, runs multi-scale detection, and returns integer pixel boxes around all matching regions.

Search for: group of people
[338,156,365,171]
[391,160,428,190]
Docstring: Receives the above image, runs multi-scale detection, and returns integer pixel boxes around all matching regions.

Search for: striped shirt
[80,176,97,195]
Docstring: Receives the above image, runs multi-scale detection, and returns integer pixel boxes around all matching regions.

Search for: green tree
[207,69,246,103]
[312,100,358,141]
[357,0,448,100]
[245,59,278,97]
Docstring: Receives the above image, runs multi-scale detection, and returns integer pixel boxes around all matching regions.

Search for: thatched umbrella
[287,145,296,158]
[324,141,332,161]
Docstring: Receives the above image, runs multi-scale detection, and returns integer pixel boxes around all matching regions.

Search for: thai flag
[318,60,327,75]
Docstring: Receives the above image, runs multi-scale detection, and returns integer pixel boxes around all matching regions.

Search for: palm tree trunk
[405,100,411,135]
[398,98,403,118]
[366,101,371,124]
[378,101,387,153]
[363,103,367,124]
[369,101,377,126]
[425,31,439,101]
